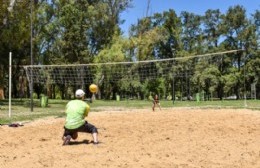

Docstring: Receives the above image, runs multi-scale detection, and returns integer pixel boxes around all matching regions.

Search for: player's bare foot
[62,135,71,146]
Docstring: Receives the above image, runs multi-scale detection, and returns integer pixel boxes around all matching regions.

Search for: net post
[243,51,247,108]
[9,52,12,118]
[30,0,34,112]
[172,73,175,104]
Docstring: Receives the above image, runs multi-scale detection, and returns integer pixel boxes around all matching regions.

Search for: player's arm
[84,104,90,117]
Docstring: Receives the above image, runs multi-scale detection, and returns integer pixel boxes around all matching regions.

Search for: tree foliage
[0,1,259,100]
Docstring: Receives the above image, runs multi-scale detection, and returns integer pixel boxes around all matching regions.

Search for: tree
[94,33,131,99]
[220,5,253,99]
[179,12,202,99]
[203,9,223,49]
[180,11,202,53]
[0,0,32,99]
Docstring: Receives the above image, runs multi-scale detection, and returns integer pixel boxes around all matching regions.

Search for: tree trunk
[0,65,5,99]
[0,86,4,100]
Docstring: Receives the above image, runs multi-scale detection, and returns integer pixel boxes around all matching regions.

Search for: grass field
[0,99,259,124]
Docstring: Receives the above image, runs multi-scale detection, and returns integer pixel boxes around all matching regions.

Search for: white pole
[9,52,12,118]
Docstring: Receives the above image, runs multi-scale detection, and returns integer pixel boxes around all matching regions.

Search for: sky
[120,0,260,36]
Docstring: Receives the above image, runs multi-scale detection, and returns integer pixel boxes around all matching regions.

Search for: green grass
[90,99,260,109]
[0,100,66,124]
[169,99,260,109]
[0,99,259,124]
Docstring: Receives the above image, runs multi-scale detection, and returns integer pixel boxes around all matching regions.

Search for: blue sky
[120,0,259,36]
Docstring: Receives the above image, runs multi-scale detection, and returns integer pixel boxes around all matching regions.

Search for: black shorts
[63,121,98,137]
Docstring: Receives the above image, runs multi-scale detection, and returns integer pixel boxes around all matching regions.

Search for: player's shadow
[69,139,90,145]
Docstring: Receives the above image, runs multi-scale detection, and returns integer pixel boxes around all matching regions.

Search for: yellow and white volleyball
[89,84,98,93]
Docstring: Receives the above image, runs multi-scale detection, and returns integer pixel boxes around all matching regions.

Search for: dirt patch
[0,108,260,168]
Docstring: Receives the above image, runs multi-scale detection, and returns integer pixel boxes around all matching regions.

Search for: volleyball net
[23,49,254,102]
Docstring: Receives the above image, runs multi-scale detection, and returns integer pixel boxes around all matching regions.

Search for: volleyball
[89,84,98,93]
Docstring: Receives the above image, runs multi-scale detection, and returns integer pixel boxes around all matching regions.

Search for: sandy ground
[0,108,260,168]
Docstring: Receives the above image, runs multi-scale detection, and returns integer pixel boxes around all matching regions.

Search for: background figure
[152,94,161,111]
[62,89,99,145]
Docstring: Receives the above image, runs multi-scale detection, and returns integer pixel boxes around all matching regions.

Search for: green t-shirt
[64,100,90,129]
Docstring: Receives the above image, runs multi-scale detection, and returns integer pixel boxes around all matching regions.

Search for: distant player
[62,89,99,145]
[152,94,161,111]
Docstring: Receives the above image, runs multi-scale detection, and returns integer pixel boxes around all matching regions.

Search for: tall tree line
[0,1,259,100]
